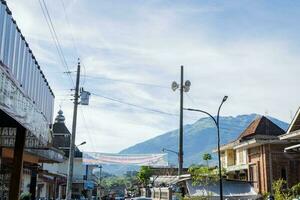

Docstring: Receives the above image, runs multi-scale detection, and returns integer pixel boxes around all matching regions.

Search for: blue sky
[7,0,300,152]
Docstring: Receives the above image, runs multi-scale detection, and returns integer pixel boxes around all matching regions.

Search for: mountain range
[119,113,288,167]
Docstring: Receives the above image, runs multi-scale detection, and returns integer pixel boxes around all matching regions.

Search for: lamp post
[98,165,102,199]
[162,148,179,167]
[76,141,86,147]
[184,96,228,200]
[171,66,191,176]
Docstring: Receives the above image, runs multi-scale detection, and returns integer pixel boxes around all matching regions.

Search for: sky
[6,0,300,153]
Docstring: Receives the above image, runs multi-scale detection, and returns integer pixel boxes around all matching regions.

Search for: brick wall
[247,143,300,194]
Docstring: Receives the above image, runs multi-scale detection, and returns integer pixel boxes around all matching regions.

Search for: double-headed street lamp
[184,95,228,200]
[172,65,191,176]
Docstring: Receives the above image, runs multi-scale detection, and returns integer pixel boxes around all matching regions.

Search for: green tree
[137,166,152,187]
[188,165,219,186]
[202,153,212,167]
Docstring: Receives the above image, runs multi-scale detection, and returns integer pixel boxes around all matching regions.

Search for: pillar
[9,126,26,200]
[30,165,38,200]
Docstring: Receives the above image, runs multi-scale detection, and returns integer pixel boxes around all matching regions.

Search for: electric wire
[79,106,97,152]
[91,92,178,117]
[38,0,74,86]
[85,74,169,89]
[59,0,87,86]
[59,0,93,149]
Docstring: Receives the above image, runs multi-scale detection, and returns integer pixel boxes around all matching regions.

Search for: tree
[137,166,152,187]
[202,153,212,167]
[188,165,218,186]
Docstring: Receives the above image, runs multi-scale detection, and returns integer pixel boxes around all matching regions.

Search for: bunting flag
[83,152,168,167]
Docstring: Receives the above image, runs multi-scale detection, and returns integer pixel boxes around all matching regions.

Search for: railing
[0,0,54,144]
[226,164,248,172]
[0,0,54,124]
[151,187,172,200]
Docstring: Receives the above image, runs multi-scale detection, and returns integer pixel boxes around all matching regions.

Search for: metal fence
[0,0,54,124]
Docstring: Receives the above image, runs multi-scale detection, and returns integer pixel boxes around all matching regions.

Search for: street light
[162,148,179,168]
[98,165,102,199]
[162,148,179,156]
[184,95,228,200]
[76,141,86,147]
[172,65,191,176]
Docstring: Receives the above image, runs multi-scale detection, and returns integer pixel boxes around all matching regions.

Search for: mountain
[119,114,288,167]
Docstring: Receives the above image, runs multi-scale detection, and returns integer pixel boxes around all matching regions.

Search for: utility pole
[179,66,184,176]
[66,59,81,200]
[171,66,191,176]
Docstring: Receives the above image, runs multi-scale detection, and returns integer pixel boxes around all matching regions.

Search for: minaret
[55,109,65,124]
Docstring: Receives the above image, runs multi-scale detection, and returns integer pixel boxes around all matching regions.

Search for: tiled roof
[238,116,285,140]
[52,109,82,158]
[53,123,71,135]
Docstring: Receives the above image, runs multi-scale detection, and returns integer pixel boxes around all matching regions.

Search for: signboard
[0,127,48,149]
[83,152,168,167]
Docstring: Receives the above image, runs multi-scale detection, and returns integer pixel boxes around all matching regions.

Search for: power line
[60,0,79,57]
[79,106,97,152]
[59,0,87,86]
[85,74,169,89]
[38,0,74,86]
[91,92,178,117]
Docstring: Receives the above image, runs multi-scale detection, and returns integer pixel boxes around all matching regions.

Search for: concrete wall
[44,158,85,180]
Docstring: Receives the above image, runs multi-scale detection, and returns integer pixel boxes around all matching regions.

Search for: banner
[83,152,168,167]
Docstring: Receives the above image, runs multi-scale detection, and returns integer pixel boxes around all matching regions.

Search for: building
[0,0,64,199]
[280,107,300,152]
[217,116,300,194]
[44,110,88,199]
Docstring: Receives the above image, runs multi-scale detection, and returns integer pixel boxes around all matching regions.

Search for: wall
[247,144,300,194]
[44,158,85,181]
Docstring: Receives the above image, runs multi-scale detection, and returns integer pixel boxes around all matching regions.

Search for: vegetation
[137,166,153,187]
[183,196,210,200]
[202,153,212,167]
[20,192,31,200]
[188,165,221,186]
[263,179,300,200]
[97,172,139,197]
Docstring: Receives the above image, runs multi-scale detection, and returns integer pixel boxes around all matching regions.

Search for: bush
[20,192,31,200]
[183,196,210,200]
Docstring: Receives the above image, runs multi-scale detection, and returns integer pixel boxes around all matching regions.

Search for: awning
[284,143,300,152]
[152,174,191,186]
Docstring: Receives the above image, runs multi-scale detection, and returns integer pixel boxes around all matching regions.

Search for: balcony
[226,164,248,172]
